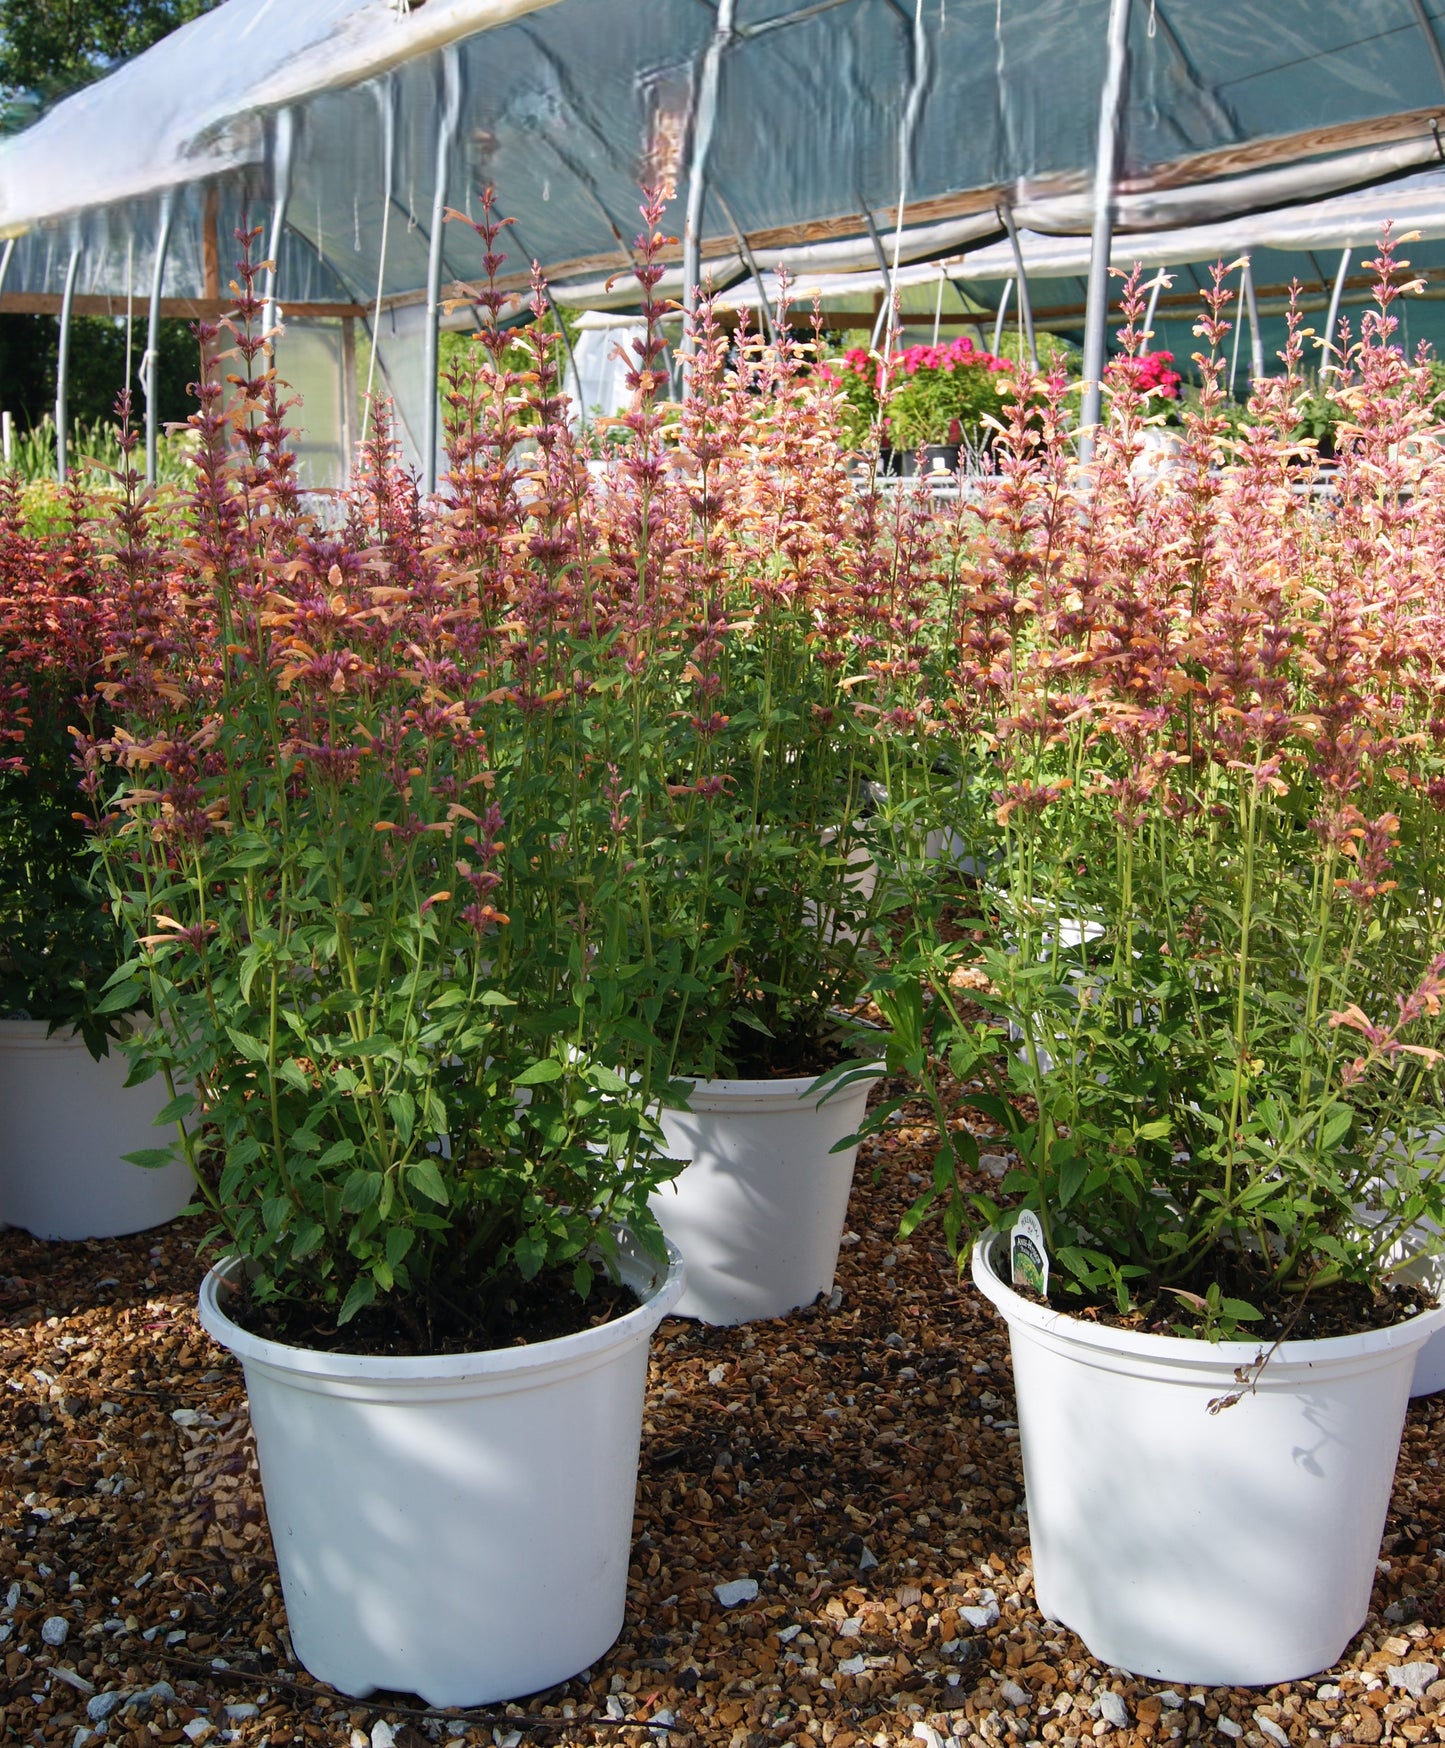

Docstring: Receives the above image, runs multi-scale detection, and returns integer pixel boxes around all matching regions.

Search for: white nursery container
[198,1233,684,1707]
[0,1019,191,1240]
[972,1232,1444,1686]
[650,1063,881,1325]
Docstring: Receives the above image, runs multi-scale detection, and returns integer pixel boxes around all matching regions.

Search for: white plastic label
[1011,1210,1050,1298]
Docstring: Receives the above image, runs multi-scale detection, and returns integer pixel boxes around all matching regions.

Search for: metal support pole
[1323,246,1352,371]
[1228,261,1245,395]
[1079,0,1134,457]
[56,241,82,484]
[263,107,296,345]
[340,315,358,482]
[862,203,897,354]
[998,205,1036,367]
[682,0,737,384]
[1242,256,1264,384]
[883,0,930,358]
[931,266,945,348]
[423,47,463,494]
[0,240,13,471]
[364,77,398,414]
[1143,268,1165,341]
[992,278,1013,355]
[145,195,175,486]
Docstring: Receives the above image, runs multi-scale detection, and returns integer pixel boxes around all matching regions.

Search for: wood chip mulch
[3,1118,1444,1748]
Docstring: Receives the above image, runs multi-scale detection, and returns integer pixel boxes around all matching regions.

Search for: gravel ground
[2,1119,1444,1748]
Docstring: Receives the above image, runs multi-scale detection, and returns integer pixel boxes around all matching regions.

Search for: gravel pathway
[2,1121,1443,1748]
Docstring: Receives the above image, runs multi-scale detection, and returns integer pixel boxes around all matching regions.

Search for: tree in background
[0,2,222,436]
[0,1,218,113]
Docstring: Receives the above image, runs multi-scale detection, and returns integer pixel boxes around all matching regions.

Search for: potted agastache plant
[0,473,190,1239]
[440,213,888,1328]
[80,223,687,1708]
[866,243,1445,1687]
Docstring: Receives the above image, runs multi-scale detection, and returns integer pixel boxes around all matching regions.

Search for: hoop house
[5,0,1445,482]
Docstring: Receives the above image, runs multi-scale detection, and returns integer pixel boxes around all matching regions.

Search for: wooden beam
[0,292,368,320]
[203,185,220,301]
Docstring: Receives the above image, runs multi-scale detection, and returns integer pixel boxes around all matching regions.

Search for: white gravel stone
[1218,1721,1243,1740]
[1388,1663,1439,1699]
[605,1696,627,1721]
[714,1578,759,1607]
[1156,1692,1184,1710]
[86,1691,126,1724]
[183,1721,213,1742]
[960,1590,1000,1630]
[777,1624,802,1643]
[999,1680,1031,1710]
[1094,1692,1128,1729]
[913,1725,945,1748]
[1315,1685,1342,1701]
[225,1704,258,1722]
[40,1615,69,1647]
[1254,1712,1289,1747]
[839,1617,863,1638]
[837,1655,868,1676]
[369,1723,396,1748]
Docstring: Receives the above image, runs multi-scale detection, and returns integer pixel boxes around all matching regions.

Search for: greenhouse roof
[7,0,1445,311]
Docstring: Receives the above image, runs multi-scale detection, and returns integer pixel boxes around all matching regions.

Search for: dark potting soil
[224,1263,641,1359]
[714,1010,884,1080]
[1025,1265,1435,1343]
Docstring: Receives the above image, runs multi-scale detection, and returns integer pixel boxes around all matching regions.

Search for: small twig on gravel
[156,1652,682,1734]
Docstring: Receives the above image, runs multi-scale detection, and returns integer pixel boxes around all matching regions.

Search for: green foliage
[0,1,218,108]
[0,679,121,1057]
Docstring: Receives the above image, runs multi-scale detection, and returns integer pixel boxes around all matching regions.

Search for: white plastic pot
[197,1232,684,1707]
[0,1019,192,1240]
[650,1063,881,1325]
[972,1232,1444,1686]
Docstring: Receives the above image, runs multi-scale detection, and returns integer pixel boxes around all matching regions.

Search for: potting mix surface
[3,1114,1444,1748]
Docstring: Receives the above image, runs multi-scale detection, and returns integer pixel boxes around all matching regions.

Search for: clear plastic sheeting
[9,2,1445,301]
[7,1,1445,482]
[278,318,351,491]
[562,313,648,424]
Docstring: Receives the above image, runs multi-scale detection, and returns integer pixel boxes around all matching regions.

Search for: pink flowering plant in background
[865,238,1445,1333]
[826,333,1011,457]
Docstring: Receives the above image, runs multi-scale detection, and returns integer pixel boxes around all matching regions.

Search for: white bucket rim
[972,1229,1445,1374]
[671,1060,885,1113]
[199,1232,684,1387]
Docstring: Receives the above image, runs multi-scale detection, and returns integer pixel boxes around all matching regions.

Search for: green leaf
[154,1092,196,1126]
[123,1146,177,1170]
[349,1035,397,1058]
[515,1228,548,1280]
[226,1026,271,1064]
[588,1064,629,1095]
[279,1057,313,1094]
[406,1157,450,1206]
[340,1169,384,1213]
[513,1058,564,1087]
[291,1221,326,1260]
[388,1091,416,1146]
[315,1137,357,1169]
[337,1275,377,1326]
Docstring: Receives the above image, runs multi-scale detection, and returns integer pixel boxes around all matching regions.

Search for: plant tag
[1011,1211,1050,1298]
